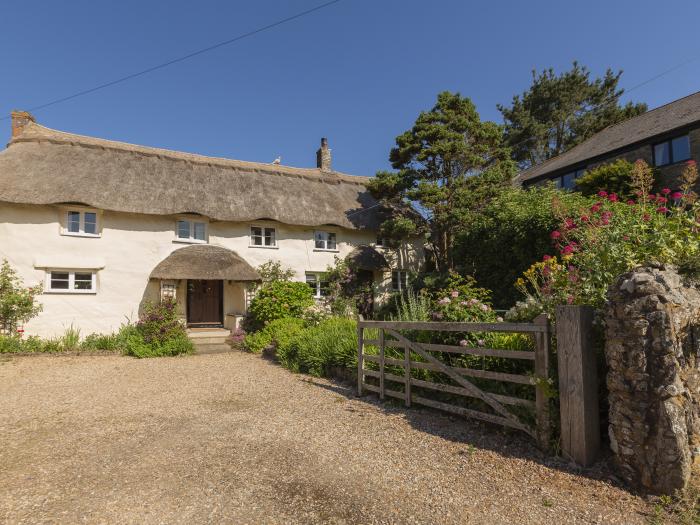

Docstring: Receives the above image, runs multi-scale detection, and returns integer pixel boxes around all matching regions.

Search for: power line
[1,0,342,120]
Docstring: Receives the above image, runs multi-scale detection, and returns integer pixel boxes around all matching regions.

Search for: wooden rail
[357,315,552,449]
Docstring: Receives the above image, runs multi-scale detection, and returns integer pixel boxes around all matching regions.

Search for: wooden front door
[187,280,223,326]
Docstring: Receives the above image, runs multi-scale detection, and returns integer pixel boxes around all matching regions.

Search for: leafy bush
[389,286,432,322]
[285,317,357,376]
[257,260,295,283]
[123,299,193,358]
[574,159,636,198]
[81,332,122,351]
[453,186,589,308]
[243,317,306,355]
[248,281,314,329]
[514,159,700,311]
[0,259,43,334]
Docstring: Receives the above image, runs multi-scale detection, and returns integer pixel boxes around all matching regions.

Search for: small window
[391,270,408,292]
[305,272,329,298]
[314,231,337,250]
[176,219,207,243]
[552,177,562,189]
[250,226,277,247]
[46,270,96,294]
[62,209,100,237]
[654,135,691,166]
[561,172,576,190]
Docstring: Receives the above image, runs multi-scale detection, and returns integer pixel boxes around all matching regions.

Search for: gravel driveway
[0,352,651,524]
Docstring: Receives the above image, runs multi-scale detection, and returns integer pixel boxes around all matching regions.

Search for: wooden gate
[357,315,552,449]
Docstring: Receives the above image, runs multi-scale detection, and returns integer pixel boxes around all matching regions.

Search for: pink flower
[438,297,450,305]
[608,193,619,202]
[597,190,608,197]
[580,215,589,223]
[477,339,485,347]
[550,230,561,239]
[626,199,635,206]
[661,188,671,195]
[459,339,468,347]
[688,160,697,166]
[561,244,575,255]
[671,191,683,200]
[657,206,669,214]
[643,213,651,222]
[564,218,576,230]
[480,304,489,312]
[459,301,469,306]
[656,196,668,204]
[450,291,459,298]
[648,194,656,201]
[591,203,601,213]
[542,254,552,261]
[567,295,574,305]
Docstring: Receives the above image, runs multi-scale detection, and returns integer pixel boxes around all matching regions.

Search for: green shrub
[243,317,306,355]
[81,332,121,351]
[120,300,193,358]
[0,259,43,334]
[248,281,314,329]
[574,159,635,198]
[287,317,357,377]
[243,330,273,354]
[453,186,589,308]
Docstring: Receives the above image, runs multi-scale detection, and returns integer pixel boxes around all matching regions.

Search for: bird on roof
[272,156,281,165]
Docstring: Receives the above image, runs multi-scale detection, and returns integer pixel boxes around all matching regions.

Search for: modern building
[518,91,700,190]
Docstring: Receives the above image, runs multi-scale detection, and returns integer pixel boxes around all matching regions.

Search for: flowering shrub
[123,299,193,357]
[514,159,700,311]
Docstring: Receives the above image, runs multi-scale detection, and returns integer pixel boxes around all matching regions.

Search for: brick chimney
[316,137,332,172]
[11,111,35,138]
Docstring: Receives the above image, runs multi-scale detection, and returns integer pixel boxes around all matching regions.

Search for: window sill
[248,245,279,249]
[313,249,339,253]
[44,290,97,295]
[60,232,101,238]
[173,238,208,245]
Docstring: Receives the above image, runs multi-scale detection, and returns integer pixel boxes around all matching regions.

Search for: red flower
[671,191,683,200]
[626,199,635,205]
[542,254,552,261]
[661,188,671,195]
[643,213,651,221]
[551,230,562,239]
[657,196,668,204]
[648,194,656,201]
[657,206,669,213]
[687,160,697,166]
[580,215,589,223]
[597,190,608,198]
[591,203,601,213]
[561,244,575,255]
[608,193,619,202]
[564,218,577,230]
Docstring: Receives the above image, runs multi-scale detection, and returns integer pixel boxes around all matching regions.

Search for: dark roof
[346,245,389,271]
[519,91,700,183]
[0,120,384,230]
[150,245,260,281]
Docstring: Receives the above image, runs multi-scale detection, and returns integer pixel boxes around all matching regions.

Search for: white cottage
[0,111,423,337]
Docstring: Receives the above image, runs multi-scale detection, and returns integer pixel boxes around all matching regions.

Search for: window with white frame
[62,209,99,236]
[176,219,207,242]
[250,226,276,247]
[314,230,337,250]
[305,272,329,298]
[391,270,408,292]
[45,270,97,294]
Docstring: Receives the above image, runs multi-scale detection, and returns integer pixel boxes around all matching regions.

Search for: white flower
[496,316,503,322]
[459,339,468,347]
[477,339,485,347]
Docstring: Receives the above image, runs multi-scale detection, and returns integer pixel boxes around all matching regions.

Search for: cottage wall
[0,202,423,337]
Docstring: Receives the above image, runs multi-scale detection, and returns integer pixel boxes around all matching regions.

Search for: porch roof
[150,245,260,281]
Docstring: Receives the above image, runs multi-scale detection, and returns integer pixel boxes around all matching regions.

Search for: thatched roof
[519,90,700,184]
[150,245,260,281]
[0,119,384,230]
[346,245,388,271]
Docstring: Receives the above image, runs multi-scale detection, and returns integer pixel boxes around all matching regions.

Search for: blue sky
[1,0,698,176]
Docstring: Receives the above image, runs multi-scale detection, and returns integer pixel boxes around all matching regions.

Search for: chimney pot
[316,137,332,172]
[11,110,35,138]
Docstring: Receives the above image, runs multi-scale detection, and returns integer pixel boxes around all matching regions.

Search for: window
[305,272,329,298]
[391,270,408,292]
[314,231,337,250]
[654,135,691,166]
[176,219,207,243]
[552,168,585,190]
[45,270,96,294]
[250,226,277,247]
[62,209,99,236]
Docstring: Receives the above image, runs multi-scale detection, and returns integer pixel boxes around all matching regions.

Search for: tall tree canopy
[498,62,647,169]
[368,91,515,272]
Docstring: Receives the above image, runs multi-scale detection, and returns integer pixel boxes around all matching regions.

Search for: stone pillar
[605,264,700,494]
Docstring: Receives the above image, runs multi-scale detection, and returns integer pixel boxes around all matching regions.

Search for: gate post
[357,315,364,396]
[533,314,551,450]
[555,305,599,466]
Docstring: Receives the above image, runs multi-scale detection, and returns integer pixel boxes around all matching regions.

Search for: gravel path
[0,352,652,524]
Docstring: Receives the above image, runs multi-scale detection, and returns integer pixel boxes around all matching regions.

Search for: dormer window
[314,231,337,251]
[176,219,207,243]
[61,209,100,237]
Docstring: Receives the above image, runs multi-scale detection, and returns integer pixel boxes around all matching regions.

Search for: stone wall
[605,264,700,494]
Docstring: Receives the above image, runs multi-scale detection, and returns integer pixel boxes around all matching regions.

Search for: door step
[187,328,232,354]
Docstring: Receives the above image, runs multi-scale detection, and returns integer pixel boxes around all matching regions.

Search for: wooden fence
[357,315,552,450]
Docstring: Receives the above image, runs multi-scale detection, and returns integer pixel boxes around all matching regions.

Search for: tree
[368,91,516,272]
[0,259,43,334]
[498,62,647,169]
